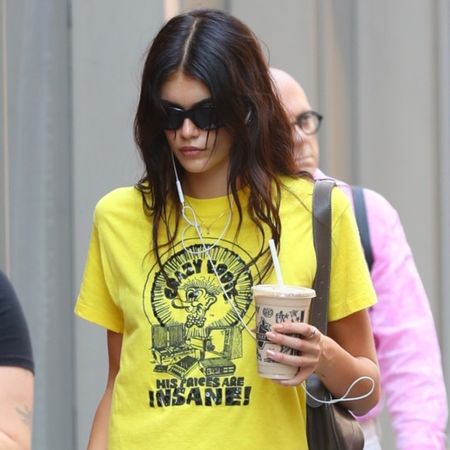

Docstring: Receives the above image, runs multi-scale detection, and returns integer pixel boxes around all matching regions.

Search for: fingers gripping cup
[252,284,316,380]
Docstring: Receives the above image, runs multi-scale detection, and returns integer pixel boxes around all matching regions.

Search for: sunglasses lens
[164,108,184,130]
[193,107,220,130]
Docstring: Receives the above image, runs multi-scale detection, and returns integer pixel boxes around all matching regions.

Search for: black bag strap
[351,185,374,272]
[307,179,335,407]
[311,179,335,335]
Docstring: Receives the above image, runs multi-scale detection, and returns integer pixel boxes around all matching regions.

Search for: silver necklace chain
[181,200,233,256]
[194,209,228,235]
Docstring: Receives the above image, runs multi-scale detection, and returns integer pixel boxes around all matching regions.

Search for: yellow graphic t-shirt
[75,177,376,450]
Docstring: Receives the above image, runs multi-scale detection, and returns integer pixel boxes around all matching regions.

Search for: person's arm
[87,330,122,450]
[268,308,380,416]
[364,190,448,449]
[323,310,379,415]
[0,367,33,450]
[0,271,34,449]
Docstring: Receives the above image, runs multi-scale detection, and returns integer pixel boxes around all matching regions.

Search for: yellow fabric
[75,177,376,450]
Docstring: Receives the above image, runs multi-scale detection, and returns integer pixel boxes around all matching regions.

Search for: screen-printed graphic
[143,241,256,390]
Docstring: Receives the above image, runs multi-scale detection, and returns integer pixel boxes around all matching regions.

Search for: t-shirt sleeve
[0,271,34,373]
[328,189,377,321]
[75,208,124,333]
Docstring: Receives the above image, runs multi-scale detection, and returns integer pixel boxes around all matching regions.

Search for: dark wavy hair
[134,8,299,280]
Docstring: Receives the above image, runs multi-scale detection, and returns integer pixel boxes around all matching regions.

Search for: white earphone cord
[181,201,255,337]
[172,154,256,338]
[302,375,375,405]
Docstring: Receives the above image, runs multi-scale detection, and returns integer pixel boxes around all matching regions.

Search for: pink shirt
[316,170,448,449]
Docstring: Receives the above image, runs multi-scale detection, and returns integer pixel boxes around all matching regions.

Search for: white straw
[269,239,284,286]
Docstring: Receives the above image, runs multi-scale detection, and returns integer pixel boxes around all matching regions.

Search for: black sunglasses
[162,104,222,131]
[294,111,323,135]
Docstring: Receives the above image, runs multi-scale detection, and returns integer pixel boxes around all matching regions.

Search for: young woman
[75,9,380,450]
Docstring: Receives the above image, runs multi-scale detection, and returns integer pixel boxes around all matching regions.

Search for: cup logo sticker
[256,306,306,362]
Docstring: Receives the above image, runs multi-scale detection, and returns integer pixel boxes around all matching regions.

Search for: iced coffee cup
[252,284,315,380]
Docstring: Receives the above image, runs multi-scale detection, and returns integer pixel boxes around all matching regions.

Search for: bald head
[270,68,311,113]
[270,68,320,174]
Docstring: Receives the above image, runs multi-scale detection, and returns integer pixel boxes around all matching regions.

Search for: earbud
[245,110,252,124]
[171,153,185,204]
[176,180,184,204]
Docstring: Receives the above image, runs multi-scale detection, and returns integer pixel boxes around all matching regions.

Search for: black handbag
[306,179,365,450]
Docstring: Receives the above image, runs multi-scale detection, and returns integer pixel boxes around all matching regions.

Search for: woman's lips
[179,146,203,156]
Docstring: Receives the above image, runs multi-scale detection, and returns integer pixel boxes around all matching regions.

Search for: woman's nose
[179,118,200,138]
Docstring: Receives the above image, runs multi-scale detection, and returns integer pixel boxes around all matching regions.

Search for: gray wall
[0,0,448,448]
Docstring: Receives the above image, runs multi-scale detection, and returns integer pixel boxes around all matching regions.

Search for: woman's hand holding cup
[266,321,323,386]
[253,284,316,381]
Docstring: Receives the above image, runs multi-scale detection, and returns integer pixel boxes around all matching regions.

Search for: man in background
[270,67,448,450]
